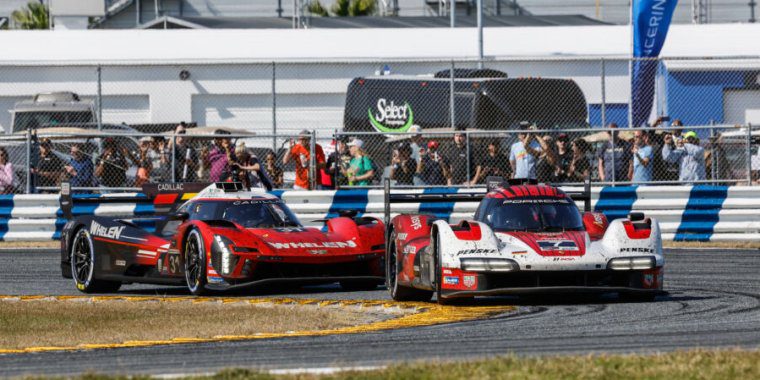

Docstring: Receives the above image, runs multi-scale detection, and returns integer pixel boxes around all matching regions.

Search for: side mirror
[583,212,608,241]
[171,211,190,221]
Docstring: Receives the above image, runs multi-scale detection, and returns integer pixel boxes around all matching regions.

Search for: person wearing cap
[391,142,416,186]
[408,124,424,163]
[417,140,451,185]
[95,137,130,188]
[343,139,375,186]
[35,138,65,193]
[550,133,572,182]
[662,130,706,183]
[324,139,351,189]
[284,130,325,190]
[629,130,654,184]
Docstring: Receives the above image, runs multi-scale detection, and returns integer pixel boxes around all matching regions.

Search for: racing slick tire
[184,229,209,296]
[70,228,122,293]
[386,230,432,302]
[433,232,472,305]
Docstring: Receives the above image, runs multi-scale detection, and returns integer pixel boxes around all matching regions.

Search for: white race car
[384,178,664,304]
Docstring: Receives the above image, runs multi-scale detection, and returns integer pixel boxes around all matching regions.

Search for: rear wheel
[387,231,432,302]
[184,229,209,296]
[70,228,121,293]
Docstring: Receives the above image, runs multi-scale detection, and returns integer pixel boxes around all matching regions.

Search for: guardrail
[0,186,757,242]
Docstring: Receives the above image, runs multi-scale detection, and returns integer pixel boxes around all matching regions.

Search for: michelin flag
[631,0,678,128]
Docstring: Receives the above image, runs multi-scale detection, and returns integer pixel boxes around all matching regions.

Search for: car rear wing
[59,182,242,220]
[382,177,592,226]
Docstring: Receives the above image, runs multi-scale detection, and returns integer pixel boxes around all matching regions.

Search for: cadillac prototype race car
[60,182,386,295]
[384,178,665,304]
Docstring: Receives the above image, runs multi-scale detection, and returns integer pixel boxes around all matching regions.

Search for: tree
[11,1,49,30]
[309,0,376,17]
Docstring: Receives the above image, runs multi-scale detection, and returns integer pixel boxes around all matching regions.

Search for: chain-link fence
[0,57,759,192]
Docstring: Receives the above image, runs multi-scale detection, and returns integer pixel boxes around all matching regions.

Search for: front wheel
[70,228,121,293]
[433,232,471,305]
[184,229,209,296]
[387,231,432,302]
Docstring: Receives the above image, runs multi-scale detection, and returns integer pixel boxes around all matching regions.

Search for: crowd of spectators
[13,117,736,193]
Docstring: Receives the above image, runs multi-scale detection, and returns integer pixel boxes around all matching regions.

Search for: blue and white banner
[631,0,678,128]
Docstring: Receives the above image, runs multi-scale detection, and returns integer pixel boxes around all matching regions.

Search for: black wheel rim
[72,231,92,284]
[185,233,202,291]
[389,239,398,293]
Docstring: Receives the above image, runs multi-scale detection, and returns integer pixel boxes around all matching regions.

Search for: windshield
[13,111,93,132]
[220,201,301,228]
[475,197,583,232]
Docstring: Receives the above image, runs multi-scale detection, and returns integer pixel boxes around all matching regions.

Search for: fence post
[97,65,103,156]
[97,65,103,132]
[611,127,616,186]
[25,130,31,194]
[709,120,716,182]
[171,132,176,182]
[465,131,471,187]
[600,58,607,128]
[747,123,753,185]
[449,60,456,130]
[272,62,277,153]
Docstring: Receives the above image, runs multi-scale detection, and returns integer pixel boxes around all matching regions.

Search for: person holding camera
[391,142,416,186]
[283,130,325,190]
[417,140,451,185]
[95,138,129,188]
[662,130,706,183]
[171,123,197,182]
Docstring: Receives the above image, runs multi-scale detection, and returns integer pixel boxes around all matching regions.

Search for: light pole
[477,0,483,69]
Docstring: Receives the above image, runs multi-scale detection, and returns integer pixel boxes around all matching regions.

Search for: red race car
[60,182,386,294]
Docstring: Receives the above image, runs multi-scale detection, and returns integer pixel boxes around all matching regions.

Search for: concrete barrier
[0,186,757,242]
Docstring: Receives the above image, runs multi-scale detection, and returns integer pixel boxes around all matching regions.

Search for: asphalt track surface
[0,247,759,377]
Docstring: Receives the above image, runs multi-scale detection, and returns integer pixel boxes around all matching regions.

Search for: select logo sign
[368,98,414,133]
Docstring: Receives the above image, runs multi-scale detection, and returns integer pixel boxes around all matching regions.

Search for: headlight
[607,256,655,271]
[213,235,235,275]
[460,258,519,272]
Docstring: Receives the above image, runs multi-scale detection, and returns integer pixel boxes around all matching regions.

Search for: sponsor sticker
[268,240,357,249]
[643,273,654,287]
[537,240,578,251]
[396,233,408,241]
[115,260,126,266]
[463,275,477,289]
[410,216,422,230]
[619,247,655,253]
[456,249,497,256]
[443,276,459,285]
[552,257,575,261]
[403,245,417,254]
[309,249,327,255]
[511,251,528,255]
[90,221,125,240]
[158,183,184,191]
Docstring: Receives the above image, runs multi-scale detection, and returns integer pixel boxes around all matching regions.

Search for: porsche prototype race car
[384,178,664,304]
[60,182,386,294]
